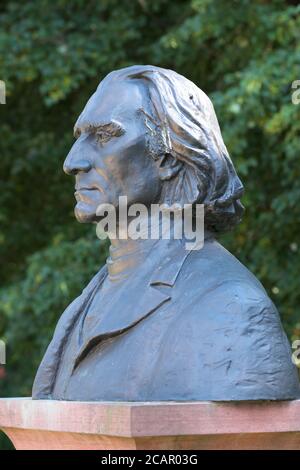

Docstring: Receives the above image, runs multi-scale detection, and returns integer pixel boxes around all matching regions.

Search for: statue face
[63,79,162,223]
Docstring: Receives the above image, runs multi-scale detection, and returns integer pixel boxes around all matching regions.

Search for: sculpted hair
[104,65,244,232]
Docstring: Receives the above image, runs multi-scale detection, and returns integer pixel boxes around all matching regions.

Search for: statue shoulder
[186,238,268,295]
[178,238,275,318]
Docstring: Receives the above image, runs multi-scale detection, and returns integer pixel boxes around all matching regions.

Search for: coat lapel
[73,240,192,369]
[32,266,107,398]
[32,239,194,398]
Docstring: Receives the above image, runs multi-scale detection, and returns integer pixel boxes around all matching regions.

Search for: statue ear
[158,153,183,181]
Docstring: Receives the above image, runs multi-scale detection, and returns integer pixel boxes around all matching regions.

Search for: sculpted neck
[104,212,207,282]
[105,213,169,282]
[106,237,158,282]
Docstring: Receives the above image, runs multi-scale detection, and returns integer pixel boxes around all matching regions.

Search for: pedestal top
[1,398,300,437]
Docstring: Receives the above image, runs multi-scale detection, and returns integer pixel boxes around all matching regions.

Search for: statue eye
[95,131,111,145]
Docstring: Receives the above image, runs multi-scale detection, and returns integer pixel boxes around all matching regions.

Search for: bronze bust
[32,65,300,401]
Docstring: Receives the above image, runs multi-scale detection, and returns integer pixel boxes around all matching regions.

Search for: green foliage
[0,0,300,446]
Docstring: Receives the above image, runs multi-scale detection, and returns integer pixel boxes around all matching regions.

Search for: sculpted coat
[33,236,300,401]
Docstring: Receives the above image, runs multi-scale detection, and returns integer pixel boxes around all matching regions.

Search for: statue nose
[63,158,92,175]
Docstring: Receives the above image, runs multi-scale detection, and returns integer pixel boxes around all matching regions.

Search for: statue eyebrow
[74,121,125,139]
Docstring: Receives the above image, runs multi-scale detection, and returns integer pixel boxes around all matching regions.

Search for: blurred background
[0,0,299,449]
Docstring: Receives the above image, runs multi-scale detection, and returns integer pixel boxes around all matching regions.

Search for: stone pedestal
[1,398,300,450]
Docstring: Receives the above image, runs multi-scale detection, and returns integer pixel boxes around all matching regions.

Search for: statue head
[63,65,244,232]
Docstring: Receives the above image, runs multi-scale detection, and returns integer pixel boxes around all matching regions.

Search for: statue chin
[74,203,96,223]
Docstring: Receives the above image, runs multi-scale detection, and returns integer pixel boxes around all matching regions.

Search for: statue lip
[74,187,98,193]
[74,187,99,201]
